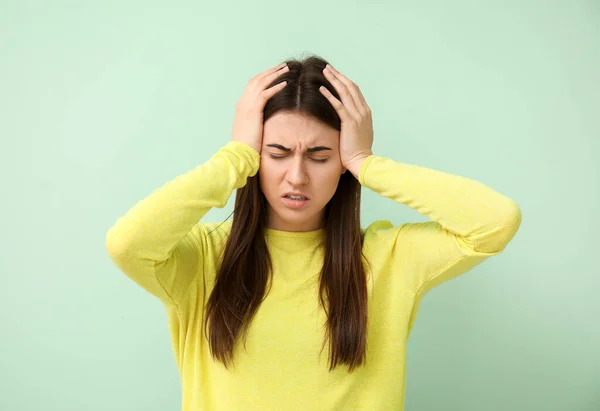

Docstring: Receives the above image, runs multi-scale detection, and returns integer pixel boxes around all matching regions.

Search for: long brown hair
[204,55,371,372]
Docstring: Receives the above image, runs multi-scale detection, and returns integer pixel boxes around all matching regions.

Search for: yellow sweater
[106,141,522,410]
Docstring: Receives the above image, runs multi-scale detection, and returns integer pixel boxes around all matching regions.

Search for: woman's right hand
[231,62,290,154]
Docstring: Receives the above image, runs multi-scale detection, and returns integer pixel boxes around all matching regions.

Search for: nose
[285,155,309,186]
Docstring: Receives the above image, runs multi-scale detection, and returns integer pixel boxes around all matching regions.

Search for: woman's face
[259,111,346,232]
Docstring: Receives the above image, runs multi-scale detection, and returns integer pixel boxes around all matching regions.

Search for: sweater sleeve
[358,154,522,311]
[105,141,260,306]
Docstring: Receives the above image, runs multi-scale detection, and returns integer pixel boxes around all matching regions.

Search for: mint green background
[1,1,598,410]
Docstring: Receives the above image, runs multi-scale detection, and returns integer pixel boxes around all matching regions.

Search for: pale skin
[259,64,375,232]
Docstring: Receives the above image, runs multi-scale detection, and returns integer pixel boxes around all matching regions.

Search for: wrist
[345,153,372,179]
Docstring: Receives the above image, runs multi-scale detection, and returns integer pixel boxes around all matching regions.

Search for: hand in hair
[232,62,290,154]
[320,64,374,176]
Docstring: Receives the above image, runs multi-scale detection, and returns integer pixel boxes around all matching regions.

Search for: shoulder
[361,219,445,255]
[362,219,395,234]
[362,219,445,241]
[360,220,400,254]
[361,219,402,242]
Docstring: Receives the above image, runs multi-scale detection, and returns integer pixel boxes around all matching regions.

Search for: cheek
[316,168,343,193]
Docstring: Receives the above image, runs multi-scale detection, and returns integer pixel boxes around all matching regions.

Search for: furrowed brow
[266,143,332,153]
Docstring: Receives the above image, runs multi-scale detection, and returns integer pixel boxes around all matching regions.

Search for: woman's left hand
[320,64,374,176]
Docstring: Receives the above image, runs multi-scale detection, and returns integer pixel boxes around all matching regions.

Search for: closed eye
[268,154,328,163]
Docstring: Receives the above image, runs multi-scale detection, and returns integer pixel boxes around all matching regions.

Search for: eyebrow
[266,143,332,153]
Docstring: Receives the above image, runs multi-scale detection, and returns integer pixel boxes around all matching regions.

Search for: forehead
[263,112,338,145]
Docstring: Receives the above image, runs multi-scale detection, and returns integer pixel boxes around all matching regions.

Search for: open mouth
[283,194,309,200]
[282,195,310,209]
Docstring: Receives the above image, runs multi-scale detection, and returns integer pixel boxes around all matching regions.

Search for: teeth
[287,195,307,200]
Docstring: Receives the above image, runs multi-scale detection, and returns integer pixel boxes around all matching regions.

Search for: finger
[326,65,370,115]
[323,66,360,119]
[319,85,352,123]
[260,62,288,79]
[262,80,287,100]
[250,63,288,86]
[258,65,290,90]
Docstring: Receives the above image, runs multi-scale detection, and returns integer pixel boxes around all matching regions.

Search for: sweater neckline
[265,227,326,238]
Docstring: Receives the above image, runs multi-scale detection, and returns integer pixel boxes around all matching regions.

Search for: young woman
[106,55,522,410]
